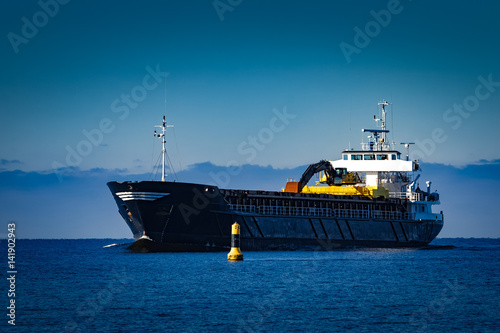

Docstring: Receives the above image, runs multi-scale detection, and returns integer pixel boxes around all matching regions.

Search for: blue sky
[1,1,499,238]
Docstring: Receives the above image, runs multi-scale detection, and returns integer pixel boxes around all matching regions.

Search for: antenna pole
[163,81,167,181]
[162,116,166,182]
[377,100,389,145]
[400,142,415,161]
[155,116,173,182]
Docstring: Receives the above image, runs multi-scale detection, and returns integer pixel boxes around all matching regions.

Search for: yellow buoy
[227,222,243,261]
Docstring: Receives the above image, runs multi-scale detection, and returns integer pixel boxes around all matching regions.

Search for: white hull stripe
[115,192,170,201]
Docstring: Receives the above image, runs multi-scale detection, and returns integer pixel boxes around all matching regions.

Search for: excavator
[283,160,386,198]
[284,160,357,193]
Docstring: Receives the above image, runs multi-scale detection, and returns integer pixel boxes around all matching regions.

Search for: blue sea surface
[1,238,499,332]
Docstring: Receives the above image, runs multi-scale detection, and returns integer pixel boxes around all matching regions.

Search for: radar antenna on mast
[400,142,415,161]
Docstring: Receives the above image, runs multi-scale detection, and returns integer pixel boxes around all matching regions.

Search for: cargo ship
[107,100,443,251]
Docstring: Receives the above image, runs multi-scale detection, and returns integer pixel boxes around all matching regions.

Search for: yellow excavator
[283,160,388,198]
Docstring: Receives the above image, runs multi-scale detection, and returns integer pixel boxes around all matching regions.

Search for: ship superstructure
[284,100,441,219]
[108,100,443,252]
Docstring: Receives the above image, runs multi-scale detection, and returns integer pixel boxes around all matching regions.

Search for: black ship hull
[107,181,443,252]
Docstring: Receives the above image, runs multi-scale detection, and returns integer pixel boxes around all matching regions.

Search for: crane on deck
[284,160,357,193]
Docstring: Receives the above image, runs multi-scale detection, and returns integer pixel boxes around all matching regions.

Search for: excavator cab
[326,168,346,185]
[339,169,361,185]
[318,167,360,186]
[335,168,347,177]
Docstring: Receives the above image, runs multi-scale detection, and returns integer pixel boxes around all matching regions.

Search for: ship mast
[361,100,391,151]
[154,116,173,182]
[376,100,389,144]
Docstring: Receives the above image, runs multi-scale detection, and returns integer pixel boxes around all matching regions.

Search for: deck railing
[228,204,412,220]
[257,205,334,217]
[389,191,423,201]
[335,209,370,219]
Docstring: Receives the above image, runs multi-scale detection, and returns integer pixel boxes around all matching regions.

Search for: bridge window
[352,154,362,160]
[391,154,396,160]
[343,154,348,160]
[364,154,375,160]
[376,154,388,160]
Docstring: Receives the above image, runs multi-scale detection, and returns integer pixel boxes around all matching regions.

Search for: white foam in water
[103,243,119,248]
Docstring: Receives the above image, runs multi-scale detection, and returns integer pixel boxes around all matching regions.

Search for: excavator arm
[284,160,343,193]
[299,160,339,188]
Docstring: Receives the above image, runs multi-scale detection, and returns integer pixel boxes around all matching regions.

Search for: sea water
[1,238,499,332]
